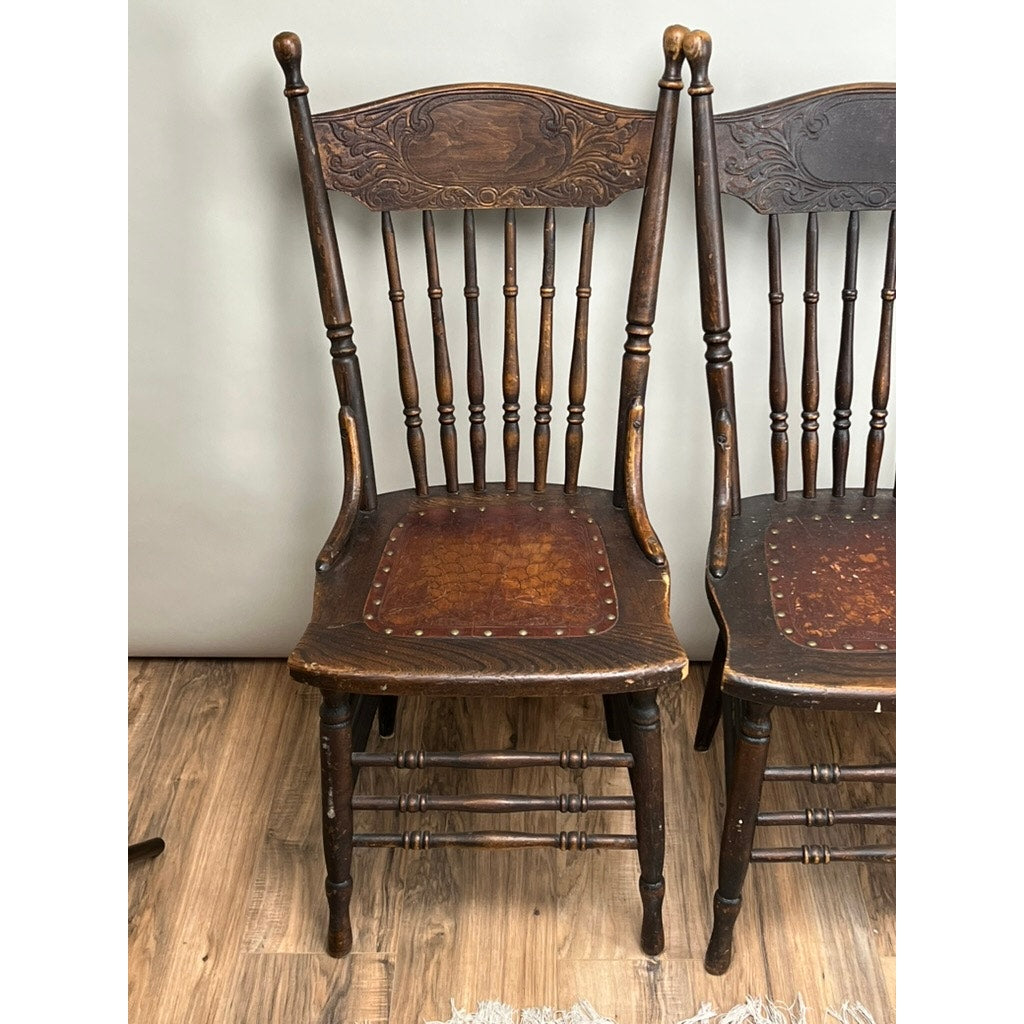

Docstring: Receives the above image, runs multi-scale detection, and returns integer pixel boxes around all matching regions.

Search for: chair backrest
[682,31,895,570]
[273,29,686,557]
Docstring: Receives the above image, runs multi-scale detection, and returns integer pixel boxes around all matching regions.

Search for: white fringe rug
[426,996,878,1024]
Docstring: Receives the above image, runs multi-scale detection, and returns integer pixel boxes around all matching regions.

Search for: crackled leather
[766,510,895,652]
[363,497,618,638]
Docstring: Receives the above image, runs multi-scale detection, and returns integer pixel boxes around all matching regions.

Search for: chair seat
[289,485,688,696]
[709,491,895,712]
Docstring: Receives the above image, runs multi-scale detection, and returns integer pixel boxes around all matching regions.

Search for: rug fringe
[426,995,878,1024]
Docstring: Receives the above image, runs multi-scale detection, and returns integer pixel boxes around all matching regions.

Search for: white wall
[128,0,896,658]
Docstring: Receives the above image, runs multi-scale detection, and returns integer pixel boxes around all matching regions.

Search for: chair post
[273,32,377,511]
[613,25,686,508]
[319,690,355,957]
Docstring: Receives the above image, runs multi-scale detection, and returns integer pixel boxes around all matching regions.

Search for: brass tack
[844,514,853,520]
[812,514,822,521]
[770,558,780,565]
[373,581,382,588]
[786,517,794,523]
[604,597,614,604]
[872,513,880,520]
[770,528,780,535]
[775,592,784,599]
[537,506,544,511]
[384,628,393,635]
[877,643,889,650]
[374,599,382,606]
[784,627,794,635]
[597,548,604,555]
[587,627,597,635]
[382,566,391,573]
[606,614,615,620]
[569,509,576,516]
[386,550,394,556]
[843,643,854,650]
[555,629,565,636]
[479,507,485,512]
[483,629,493,637]
[365,614,374,620]
[586,517,594,524]
[418,511,425,516]
[807,640,817,647]
[398,522,405,527]
[597,566,606,572]
[518,629,528,636]
[602,581,611,588]
[769,543,778,550]
[776,611,786,618]
[592,535,599,542]
[450,508,457,514]
[414,629,424,636]
[450,629,460,636]
[770,576,779,582]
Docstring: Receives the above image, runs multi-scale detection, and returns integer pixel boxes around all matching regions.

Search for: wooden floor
[128,659,895,1023]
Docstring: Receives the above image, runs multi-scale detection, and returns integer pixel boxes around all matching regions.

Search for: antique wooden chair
[272,27,689,958]
[681,30,895,974]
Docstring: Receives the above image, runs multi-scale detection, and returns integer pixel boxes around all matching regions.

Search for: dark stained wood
[273,32,377,512]
[129,837,165,863]
[503,209,521,492]
[423,211,459,492]
[565,207,595,494]
[801,213,820,497]
[683,27,895,976]
[274,26,689,961]
[464,210,486,492]
[865,211,895,496]
[382,213,428,496]
[534,208,556,491]
[833,211,860,497]
[311,85,656,210]
[768,213,788,500]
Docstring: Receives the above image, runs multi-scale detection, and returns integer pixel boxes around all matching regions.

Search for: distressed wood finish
[683,28,896,975]
[273,27,689,961]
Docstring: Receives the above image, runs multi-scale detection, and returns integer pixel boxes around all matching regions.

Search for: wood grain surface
[128,658,895,1023]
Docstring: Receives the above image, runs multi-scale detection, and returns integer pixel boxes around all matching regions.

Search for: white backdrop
[128,0,896,658]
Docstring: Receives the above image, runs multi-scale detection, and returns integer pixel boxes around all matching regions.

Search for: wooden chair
[272,26,689,958]
[681,29,895,974]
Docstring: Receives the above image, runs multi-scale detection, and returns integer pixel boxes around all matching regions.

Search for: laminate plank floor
[128,658,895,1023]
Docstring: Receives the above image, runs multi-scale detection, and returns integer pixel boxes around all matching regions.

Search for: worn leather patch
[363,497,618,637]
[766,511,895,651]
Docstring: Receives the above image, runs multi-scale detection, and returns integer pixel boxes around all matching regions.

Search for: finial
[660,24,689,86]
[273,32,306,91]
[683,29,713,89]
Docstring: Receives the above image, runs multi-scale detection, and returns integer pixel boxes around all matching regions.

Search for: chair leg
[722,691,739,797]
[626,690,666,956]
[319,690,355,957]
[602,694,621,742]
[377,695,398,738]
[705,700,772,975]
[694,632,726,751]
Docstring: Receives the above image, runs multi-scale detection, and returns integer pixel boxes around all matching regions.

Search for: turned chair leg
[602,694,621,742]
[694,632,726,750]
[377,695,398,738]
[319,690,355,957]
[705,700,772,975]
[625,690,666,956]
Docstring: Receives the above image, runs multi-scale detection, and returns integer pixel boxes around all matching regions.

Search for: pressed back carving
[275,30,685,562]
[312,85,657,210]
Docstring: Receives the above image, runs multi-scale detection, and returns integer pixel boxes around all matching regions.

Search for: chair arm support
[316,406,364,573]
[708,406,734,578]
[623,398,666,565]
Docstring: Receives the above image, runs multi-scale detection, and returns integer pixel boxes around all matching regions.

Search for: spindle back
[684,31,895,555]
[274,30,684,516]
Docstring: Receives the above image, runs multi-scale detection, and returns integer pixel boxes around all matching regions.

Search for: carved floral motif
[313,87,654,210]
[715,89,896,214]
